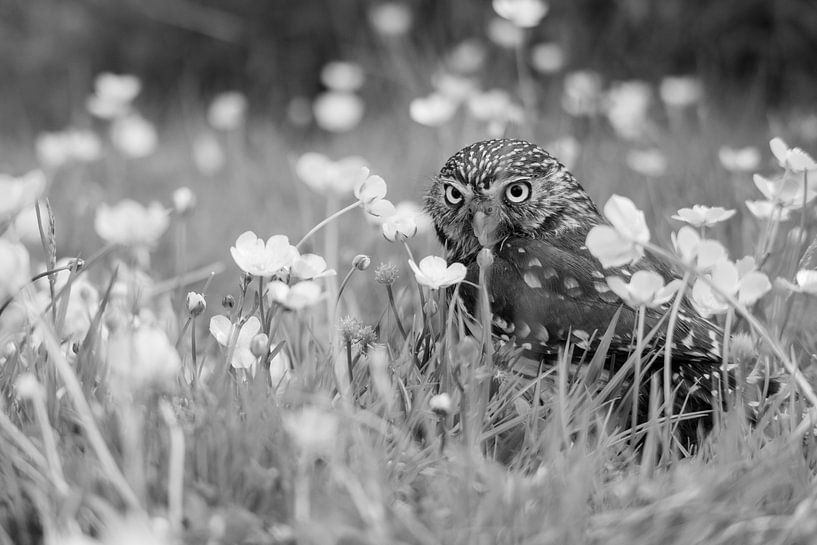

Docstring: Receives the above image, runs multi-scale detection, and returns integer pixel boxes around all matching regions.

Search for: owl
[424,138,750,442]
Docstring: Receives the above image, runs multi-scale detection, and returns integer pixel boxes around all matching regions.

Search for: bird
[424,138,762,447]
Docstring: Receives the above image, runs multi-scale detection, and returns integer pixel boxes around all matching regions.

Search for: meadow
[2,2,817,544]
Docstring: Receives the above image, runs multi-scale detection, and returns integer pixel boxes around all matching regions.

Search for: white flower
[745,200,791,221]
[186,292,206,316]
[313,91,365,132]
[492,0,549,28]
[753,173,816,208]
[671,205,736,228]
[467,89,523,135]
[229,231,299,277]
[320,61,365,92]
[207,91,247,131]
[606,271,681,308]
[354,170,396,219]
[191,133,225,175]
[94,200,169,247]
[86,73,141,119]
[36,129,101,168]
[605,80,652,140]
[295,153,369,195]
[561,70,603,116]
[670,226,728,270]
[486,17,525,49]
[530,42,565,74]
[445,40,487,74]
[776,269,817,295]
[172,186,197,215]
[267,280,323,310]
[626,148,667,177]
[691,258,771,316]
[0,170,46,222]
[283,406,339,455]
[429,393,454,415]
[368,1,413,37]
[209,315,261,369]
[718,146,760,173]
[586,195,650,268]
[106,324,181,392]
[291,254,336,280]
[408,256,467,290]
[409,93,458,127]
[380,201,432,242]
[659,76,703,108]
[0,240,30,302]
[432,72,478,102]
[110,114,158,158]
[769,137,817,172]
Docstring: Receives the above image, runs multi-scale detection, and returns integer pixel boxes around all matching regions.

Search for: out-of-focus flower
[626,148,668,177]
[408,256,466,289]
[432,72,478,103]
[107,323,181,392]
[0,170,46,223]
[492,0,549,28]
[208,91,247,131]
[744,200,790,221]
[295,153,368,195]
[368,1,413,37]
[283,406,339,456]
[671,226,728,270]
[530,42,565,74]
[287,96,313,127]
[586,195,649,267]
[110,114,158,158]
[36,129,101,168]
[769,137,817,172]
[12,206,43,244]
[659,76,703,108]
[320,61,366,93]
[172,186,196,215]
[230,232,299,277]
[429,392,454,416]
[86,73,141,119]
[486,17,525,48]
[353,254,371,271]
[561,70,603,116]
[409,93,458,127]
[545,136,580,170]
[191,133,225,175]
[209,315,262,369]
[671,205,735,228]
[0,240,30,302]
[186,292,206,316]
[753,173,816,208]
[718,146,760,173]
[313,91,365,132]
[268,280,323,310]
[692,258,771,315]
[291,254,336,280]
[381,201,432,242]
[94,200,169,247]
[467,89,524,136]
[605,80,652,140]
[777,269,817,295]
[446,40,487,74]
[354,170,396,219]
[606,271,681,308]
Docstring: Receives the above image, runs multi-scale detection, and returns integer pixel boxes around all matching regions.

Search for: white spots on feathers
[523,271,543,288]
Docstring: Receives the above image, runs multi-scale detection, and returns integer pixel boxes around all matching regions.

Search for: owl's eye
[505,181,531,203]
[444,184,464,205]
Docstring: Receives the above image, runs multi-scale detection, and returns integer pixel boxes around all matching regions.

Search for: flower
[671,226,728,270]
[291,254,336,280]
[207,91,247,131]
[267,280,323,310]
[110,114,158,158]
[467,89,524,136]
[313,91,365,132]
[718,146,760,173]
[776,269,817,295]
[486,17,525,48]
[94,200,170,247]
[626,148,668,177]
[492,0,549,28]
[561,70,603,116]
[354,170,396,219]
[429,393,454,416]
[658,76,703,108]
[283,406,339,456]
[353,255,371,271]
[432,72,478,102]
[106,323,181,392]
[172,187,197,215]
[691,258,771,316]
[230,232,299,277]
[0,240,30,302]
[445,40,487,74]
[295,153,369,195]
[604,80,652,140]
[375,263,399,285]
[606,271,681,308]
[320,61,365,92]
[530,42,565,74]
[36,129,101,168]
[409,93,458,127]
[671,205,736,228]
[191,133,225,175]
[186,292,206,316]
[769,137,817,172]
[408,256,467,289]
[753,172,816,208]
[86,73,141,119]
[368,1,413,37]
[745,200,791,221]
[209,315,262,369]
[381,201,430,242]
[586,195,650,268]
[0,170,46,223]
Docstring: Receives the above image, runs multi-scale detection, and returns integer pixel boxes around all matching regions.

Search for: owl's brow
[438,178,470,193]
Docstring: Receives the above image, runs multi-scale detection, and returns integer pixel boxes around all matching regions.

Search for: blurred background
[3,0,817,298]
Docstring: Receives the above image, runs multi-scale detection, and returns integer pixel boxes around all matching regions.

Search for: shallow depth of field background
[4,1,817,544]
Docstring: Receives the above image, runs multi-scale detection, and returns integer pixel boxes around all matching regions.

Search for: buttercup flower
[561,70,604,116]
[208,91,247,131]
[267,280,323,310]
[672,205,736,228]
[408,256,467,290]
[0,240,31,302]
[486,17,525,48]
[586,195,650,267]
[186,292,206,316]
[283,406,339,456]
[659,76,703,108]
[769,137,817,172]
[291,254,336,280]
[605,80,652,140]
[691,258,771,316]
[432,72,477,103]
[191,133,225,175]
[745,200,791,221]
[230,232,299,277]
[381,201,430,242]
[753,173,816,208]
[606,271,681,308]
[354,170,396,219]
[530,42,565,74]
[295,153,368,195]
[110,114,158,158]
[718,146,760,173]
[36,129,101,168]
[320,61,365,93]
[368,1,413,37]
[86,73,141,119]
[172,187,197,215]
[106,323,181,392]
[492,0,549,28]
[776,269,817,295]
[671,226,728,270]
[0,170,46,223]
[467,89,524,136]
[409,93,458,127]
[626,148,667,177]
[209,315,262,369]
[94,200,170,247]
[313,91,365,133]
[445,40,487,74]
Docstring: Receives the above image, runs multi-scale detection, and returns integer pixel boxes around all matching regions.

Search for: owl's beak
[472,209,500,247]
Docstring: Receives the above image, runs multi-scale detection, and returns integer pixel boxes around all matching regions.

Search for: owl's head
[425,138,600,263]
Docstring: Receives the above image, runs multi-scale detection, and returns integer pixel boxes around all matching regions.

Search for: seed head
[339,316,362,343]
[356,325,377,355]
[375,263,399,285]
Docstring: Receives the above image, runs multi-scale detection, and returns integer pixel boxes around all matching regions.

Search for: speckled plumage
[425,138,740,442]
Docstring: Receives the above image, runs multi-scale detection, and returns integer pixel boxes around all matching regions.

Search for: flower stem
[631,305,646,441]
[663,271,690,444]
[386,284,408,341]
[296,201,360,250]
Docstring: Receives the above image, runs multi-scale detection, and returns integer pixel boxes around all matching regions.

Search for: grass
[2,32,817,545]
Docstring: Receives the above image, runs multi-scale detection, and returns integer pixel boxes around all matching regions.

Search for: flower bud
[429,393,453,416]
[173,186,197,216]
[222,295,235,310]
[353,254,371,271]
[186,292,206,316]
[423,297,438,316]
[250,333,270,358]
[15,374,43,399]
[477,248,494,269]
[375,263,399,285]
